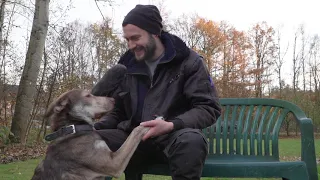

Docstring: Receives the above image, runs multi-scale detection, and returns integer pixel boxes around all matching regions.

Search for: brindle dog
[31,89,149,180]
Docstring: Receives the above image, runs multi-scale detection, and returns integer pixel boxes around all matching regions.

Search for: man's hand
[140,117,174,141]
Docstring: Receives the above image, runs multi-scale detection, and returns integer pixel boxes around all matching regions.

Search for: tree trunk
[0,0,6,83]
[10,0,49,144]
[286,120,290,136]
[26,48,48,141]
[37,50,58,142]
[0,0,6,56]
[0,0,6,125]
[299,25,306,136]
[292,34,297,96]
[275,27,289,99]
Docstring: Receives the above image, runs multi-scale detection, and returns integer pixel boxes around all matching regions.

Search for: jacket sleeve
[94,94,127,130]
[169,55,222,130]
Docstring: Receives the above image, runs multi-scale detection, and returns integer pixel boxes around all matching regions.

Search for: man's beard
[131,34,157,62]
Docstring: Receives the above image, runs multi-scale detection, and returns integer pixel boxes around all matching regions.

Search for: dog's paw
[134,125,150,136]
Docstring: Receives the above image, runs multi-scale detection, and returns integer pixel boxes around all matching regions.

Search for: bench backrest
[203,98,307,160]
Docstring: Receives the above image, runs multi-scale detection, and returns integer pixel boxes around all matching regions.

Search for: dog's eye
[85,94,91,97]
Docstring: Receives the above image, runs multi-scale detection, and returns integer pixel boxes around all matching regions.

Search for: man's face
[123,24,157,61]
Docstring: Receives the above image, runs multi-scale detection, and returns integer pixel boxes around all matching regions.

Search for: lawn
[0,139,319,180]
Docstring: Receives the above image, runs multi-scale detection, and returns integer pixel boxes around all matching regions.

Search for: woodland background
[0,0,319,162]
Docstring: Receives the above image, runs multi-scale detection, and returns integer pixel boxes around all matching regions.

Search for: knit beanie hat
[122,4,163,35]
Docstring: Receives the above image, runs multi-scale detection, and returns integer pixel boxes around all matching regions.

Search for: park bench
[106,98,318,180]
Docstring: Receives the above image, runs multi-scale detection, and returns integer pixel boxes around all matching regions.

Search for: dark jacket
[94,32,221,132]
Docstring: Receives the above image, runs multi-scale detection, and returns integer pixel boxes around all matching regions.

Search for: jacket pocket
[154,72,183,99]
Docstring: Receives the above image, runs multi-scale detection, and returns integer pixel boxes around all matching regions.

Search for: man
[94,4,221,180]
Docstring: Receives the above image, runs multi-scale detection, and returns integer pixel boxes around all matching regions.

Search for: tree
[91,19,124,80]
[218,23,253,97]
[10,0,49,144]
[299,24,307,92]
[0,0,6,58]
[307,35,320,129]
[248,22,276,97]
[0,0,7,125]
[309,35,319,103]
[275,24,289,98]
[194,17,225,77]
[170,13,201,49]
[292,30,300,99]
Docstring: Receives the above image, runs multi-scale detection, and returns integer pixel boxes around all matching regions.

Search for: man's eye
[131,36,139,41]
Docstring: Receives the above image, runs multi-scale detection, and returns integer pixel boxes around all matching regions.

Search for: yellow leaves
[91,23,100,33]
[195,17,226,51]
[195,18,219,35]
[90,19,117,40]
[184,16,278,97]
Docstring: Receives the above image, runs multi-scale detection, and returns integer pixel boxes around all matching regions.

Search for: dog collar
[45,124,94,141]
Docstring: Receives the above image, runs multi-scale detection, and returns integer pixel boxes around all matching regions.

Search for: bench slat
[222,105,230,154]
[236,105,246,154]
[264,107,279,156]
[257,106,272,156]
[250,105,262,155]
[228,105,238,154]
[272,109,289,158]
[243,105,254,155]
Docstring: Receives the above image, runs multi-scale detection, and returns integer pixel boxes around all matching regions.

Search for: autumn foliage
[0,12,320,149]
[184,17,275,98]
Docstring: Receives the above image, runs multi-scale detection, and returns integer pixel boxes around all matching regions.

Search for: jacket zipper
[129,53,176,122]
[128,72,152,122]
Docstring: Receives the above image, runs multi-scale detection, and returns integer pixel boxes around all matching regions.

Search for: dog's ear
[44,96,70,118]
[54,98,69,113]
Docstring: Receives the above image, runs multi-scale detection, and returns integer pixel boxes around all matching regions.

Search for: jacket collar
[118,31,190,74]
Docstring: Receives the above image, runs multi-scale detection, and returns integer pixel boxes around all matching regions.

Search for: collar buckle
[65,124,76,134]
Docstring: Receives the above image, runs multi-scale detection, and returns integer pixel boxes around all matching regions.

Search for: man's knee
[167,129,208,157]
[165,130,207,179]
[179,131,207,146]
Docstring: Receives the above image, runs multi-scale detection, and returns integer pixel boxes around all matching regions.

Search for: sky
[66,0,320,34]
[62,0,319,86]
[7,0,320,86]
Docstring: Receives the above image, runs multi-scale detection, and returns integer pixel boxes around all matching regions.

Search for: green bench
[106,98,318,180]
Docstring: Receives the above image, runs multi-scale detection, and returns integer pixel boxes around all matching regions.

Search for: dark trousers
[96,128,208,180]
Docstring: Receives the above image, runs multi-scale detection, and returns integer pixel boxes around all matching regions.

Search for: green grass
[0,139,319,180]
[278,138,320,159]
[0,158,42,180]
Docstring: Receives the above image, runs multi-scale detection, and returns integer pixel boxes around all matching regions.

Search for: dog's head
[45,89,115,131]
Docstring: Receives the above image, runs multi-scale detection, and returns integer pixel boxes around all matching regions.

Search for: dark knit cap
[122,4,163,35]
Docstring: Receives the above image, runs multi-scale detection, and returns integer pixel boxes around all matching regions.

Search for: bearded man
[94,4,221,180]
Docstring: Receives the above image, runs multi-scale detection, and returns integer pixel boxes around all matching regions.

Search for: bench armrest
[298,117,318,180]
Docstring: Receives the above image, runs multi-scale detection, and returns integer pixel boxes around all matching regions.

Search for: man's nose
[128,40,136,50]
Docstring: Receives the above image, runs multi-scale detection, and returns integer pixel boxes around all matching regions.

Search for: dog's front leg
[109,125,149,177]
